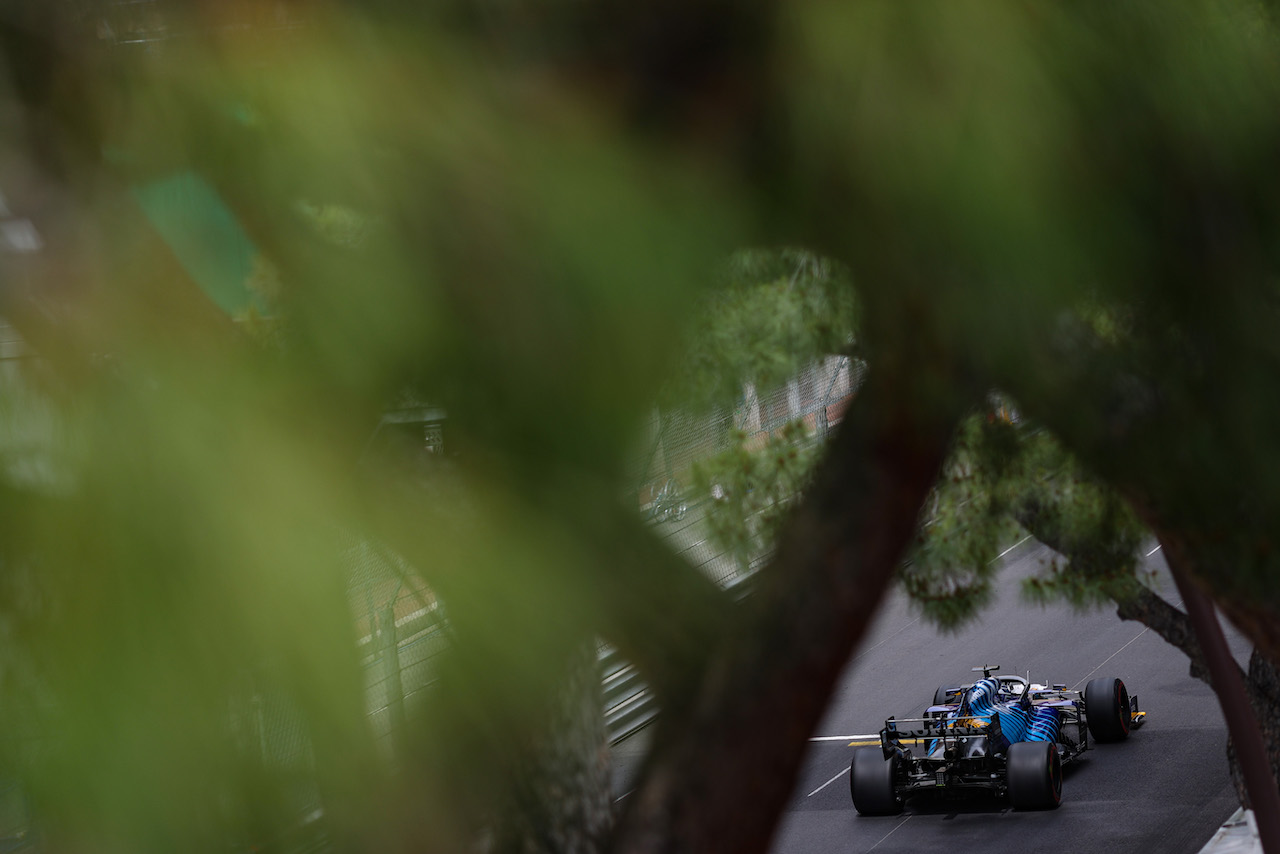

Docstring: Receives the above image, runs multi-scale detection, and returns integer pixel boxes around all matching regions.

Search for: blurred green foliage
[691,421,822,576]
[664,248,858,413]
[902,407,1149,630]
[898,412,1024,631]
[674,248,856,577]
[0,3,744,850]
[2,0,1280,851]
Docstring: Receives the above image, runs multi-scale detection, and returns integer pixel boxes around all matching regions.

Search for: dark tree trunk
[1226,650,1280,810]
[610,361,965,854]
[491,641,614,854]
[1013,496,1280,823]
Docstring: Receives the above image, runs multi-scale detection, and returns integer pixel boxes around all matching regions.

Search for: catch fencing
[355,355,865,752]
[337,356,866,758]
[604,354,863,741]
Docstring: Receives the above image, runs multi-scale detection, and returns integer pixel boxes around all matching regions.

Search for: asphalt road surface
[771,537,1244,854]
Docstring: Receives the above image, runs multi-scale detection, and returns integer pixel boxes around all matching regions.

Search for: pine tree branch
[1112,583,1219,685]
[1010,496,1227,686]
[610,357,968,854]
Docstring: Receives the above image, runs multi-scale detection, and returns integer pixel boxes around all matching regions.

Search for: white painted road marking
[995,535,1032,561]
[807,767,849,797]
[866,815,913,851]
[1073,626,1150,689]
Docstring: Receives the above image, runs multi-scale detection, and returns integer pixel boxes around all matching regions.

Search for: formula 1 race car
[850,665,1146,814]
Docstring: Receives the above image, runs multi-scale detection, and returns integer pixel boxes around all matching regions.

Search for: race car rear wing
[880,714,1004,759]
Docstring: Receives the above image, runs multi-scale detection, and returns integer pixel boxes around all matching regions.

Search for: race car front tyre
[1085,676,1132,742]
[850,748,903,815]
[1007,741,1063,810]
[933,685,961,706]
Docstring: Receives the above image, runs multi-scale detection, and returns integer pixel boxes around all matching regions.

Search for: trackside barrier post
[378,605,407,756]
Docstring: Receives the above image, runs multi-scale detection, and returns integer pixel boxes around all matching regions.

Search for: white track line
[866,816,913,850]
[1072,626,1150,689]
[849,617,920,665]
[995,534,1032,561]
[1071,544,1182,687]
[807,767,849,797]
[809,734,879,742]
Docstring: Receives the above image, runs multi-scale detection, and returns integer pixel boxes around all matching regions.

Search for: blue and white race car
[850,665,1145,814]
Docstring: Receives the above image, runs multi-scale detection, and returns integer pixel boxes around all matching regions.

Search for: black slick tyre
[1085,677,1132,742]
[933,685,961,706]
[1006,741,1063,809]
[850,749,902,815]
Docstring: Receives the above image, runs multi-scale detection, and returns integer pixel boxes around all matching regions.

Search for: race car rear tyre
[933,685,961,706]
[850,749,903,815]
[1006,741,1063,810]
[1085,676,1132,742]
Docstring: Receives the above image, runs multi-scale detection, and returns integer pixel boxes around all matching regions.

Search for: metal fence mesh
[632,355,864,587]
